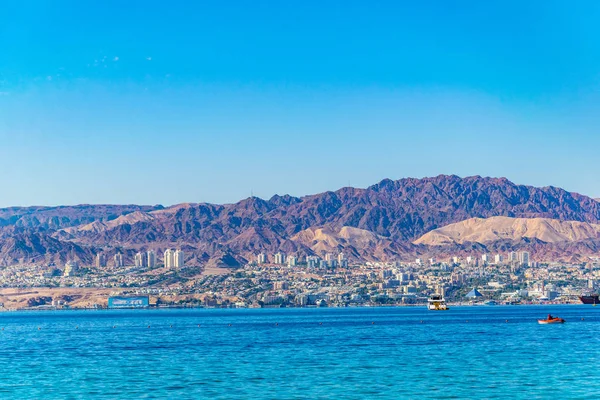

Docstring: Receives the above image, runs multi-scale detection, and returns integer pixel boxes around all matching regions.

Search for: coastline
[0,300,589,313]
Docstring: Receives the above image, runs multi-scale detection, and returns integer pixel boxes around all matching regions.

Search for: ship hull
[579,295,600,305]
[538,318,565,324]
[428,304,449,310]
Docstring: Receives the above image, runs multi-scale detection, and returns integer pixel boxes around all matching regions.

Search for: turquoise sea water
[1,306,599,399]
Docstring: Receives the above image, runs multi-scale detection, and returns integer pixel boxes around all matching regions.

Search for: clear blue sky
[1,1,600,207]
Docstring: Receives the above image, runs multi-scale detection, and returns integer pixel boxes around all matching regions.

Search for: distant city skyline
[2,1,600,207]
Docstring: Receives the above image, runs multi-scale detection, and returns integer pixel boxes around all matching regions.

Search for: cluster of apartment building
[163,249,185,269]
[416,251,533,268]
[94,249,185,270]
[134,250,156,268]
[256,252,349,268]
[95,253,124,268]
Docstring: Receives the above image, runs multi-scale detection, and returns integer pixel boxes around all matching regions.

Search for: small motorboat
[538,316,565,324]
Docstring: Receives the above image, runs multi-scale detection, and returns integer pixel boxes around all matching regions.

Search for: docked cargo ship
[579,295,600,305]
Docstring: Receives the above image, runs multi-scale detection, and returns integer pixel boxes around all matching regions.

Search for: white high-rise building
[257,253,267,264]
[325,253,334,266]
[452,256,460,264]
[147,250,156,268]
[174,249,185,268]
[64,261,79,277]
[306,256,318,268]
[134,252,145,267]
[273,252,285,265]
[466,256,473,265]
[287,255,297,267]
[481,254,489,264]
[113,253,124,268]
[520,251,530,267]
[338,252,348,268]
[494,254,503,264]
[164,249,175,269]
[95,253,107,268]
[509,251,519,263]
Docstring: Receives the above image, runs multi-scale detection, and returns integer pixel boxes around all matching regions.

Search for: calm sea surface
[0,305,599,399]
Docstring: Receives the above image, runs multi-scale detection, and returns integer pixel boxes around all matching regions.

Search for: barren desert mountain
[0,226,97,267]
[414,216,600,245]
[0,204,162,229]
[64,211,156,234]
[1,175,600,266]
[291,226,411,262]
[292,226,378,253]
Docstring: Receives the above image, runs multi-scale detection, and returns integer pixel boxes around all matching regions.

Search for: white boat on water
[428,294,449,310]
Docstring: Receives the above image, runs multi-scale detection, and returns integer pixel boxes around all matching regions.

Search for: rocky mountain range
[2,175,600,268]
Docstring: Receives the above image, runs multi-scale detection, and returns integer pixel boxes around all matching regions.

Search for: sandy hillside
[0,288,128,309]
[414,216,600,245]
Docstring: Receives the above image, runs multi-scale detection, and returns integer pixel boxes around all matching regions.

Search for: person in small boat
[547,314,553,320]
